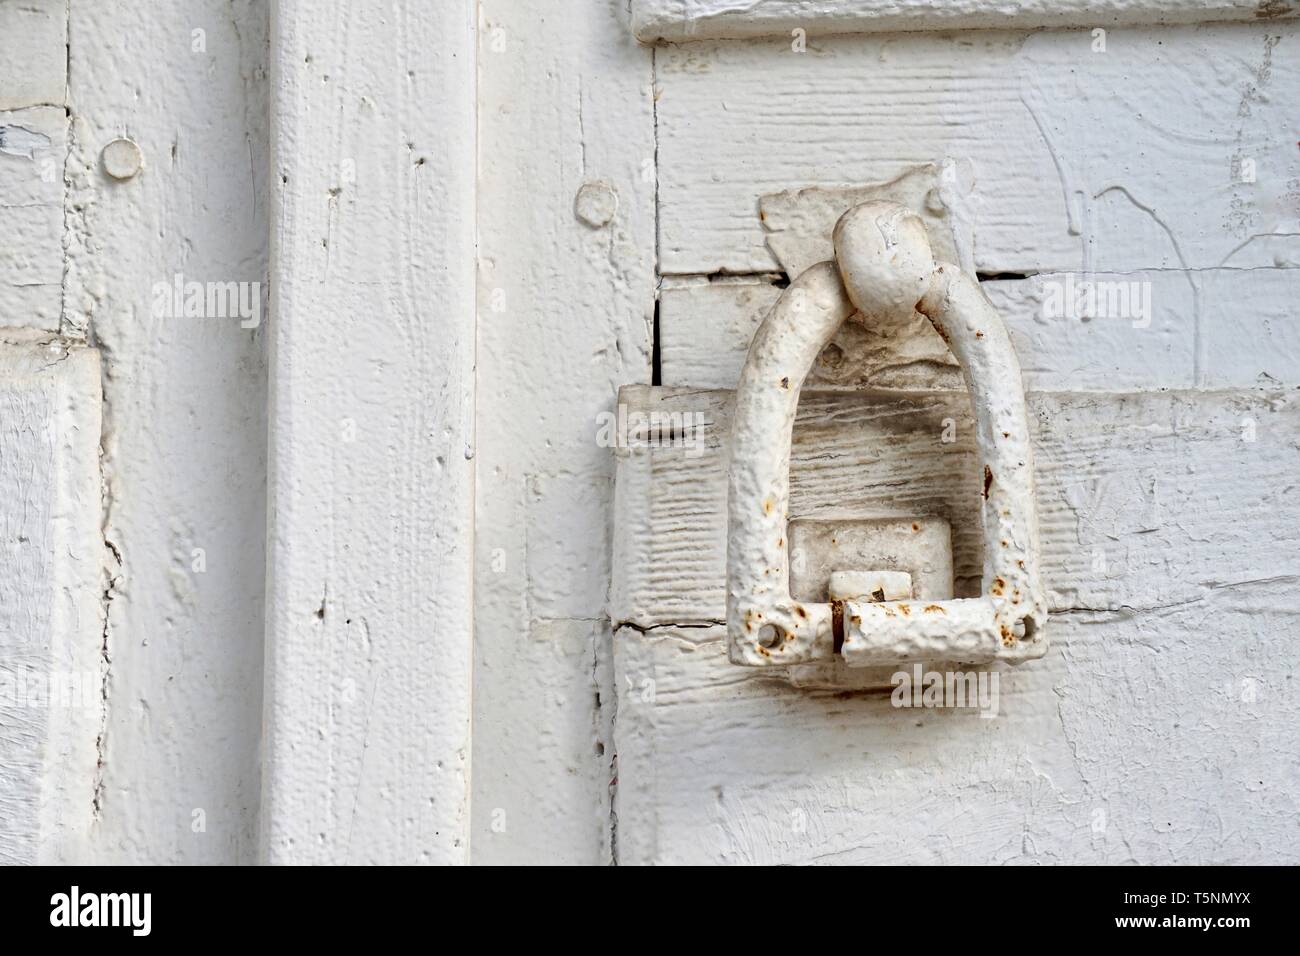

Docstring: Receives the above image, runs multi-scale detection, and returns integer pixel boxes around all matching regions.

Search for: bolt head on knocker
[832,201,934,321]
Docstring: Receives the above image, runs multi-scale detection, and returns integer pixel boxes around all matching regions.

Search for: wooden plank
[0,107,66,330]
[611,386,1300,627]
[0,0,67,109]
[660,276,962,391]
[633,0,1295,43]
[473,0,655,864]
[659,269,1300,391]
[614,586,1299,864]
[656,22,1300,275]
[0,344,102,865]
[64,0,272,865]
[262,0,476,864]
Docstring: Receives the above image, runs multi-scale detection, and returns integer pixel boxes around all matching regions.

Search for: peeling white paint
[0,124,52,159]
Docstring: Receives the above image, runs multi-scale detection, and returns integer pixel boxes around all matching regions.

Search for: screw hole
[1013,616,1037,641]
[757,624,782,648]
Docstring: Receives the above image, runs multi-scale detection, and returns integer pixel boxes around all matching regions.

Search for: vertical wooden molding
[263,1,476,864]
[0,343,103,865]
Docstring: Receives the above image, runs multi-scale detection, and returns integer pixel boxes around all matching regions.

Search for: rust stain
[923,604,945,614]
[898,603,911,616]
[991,576,1006,597]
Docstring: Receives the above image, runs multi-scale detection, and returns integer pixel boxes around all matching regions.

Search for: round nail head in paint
[102,138,144,180]
[574,181,617,228]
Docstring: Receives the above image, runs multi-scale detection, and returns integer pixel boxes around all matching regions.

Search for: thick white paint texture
[614,16,1300,864]
[656,24,1300,281]
[262,1,477,864]
[0,103,64,329]
[613,384,1300,862]
[0,344,102,865]
[473,0,654,864]
[0,1,67,110]
[0,0,1296,866]
[60,0,271,864]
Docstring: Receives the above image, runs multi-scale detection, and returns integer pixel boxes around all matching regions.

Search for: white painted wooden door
[2,0,1296,867]
[596,2,1300,865]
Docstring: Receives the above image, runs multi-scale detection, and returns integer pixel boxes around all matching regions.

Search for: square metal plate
[788,517,953,604]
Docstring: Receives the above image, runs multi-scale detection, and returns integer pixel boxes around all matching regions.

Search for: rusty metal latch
[727,201,1047,667]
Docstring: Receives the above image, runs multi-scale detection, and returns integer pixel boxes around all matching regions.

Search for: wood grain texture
[617,292,1300,863]
[612,386,1300,627]
[0,345,103,865]
[635,14,1298,861]
[656,22,1300,275]
[262,1,476,864]
[473,0,655,864]
[613,596,1299,864]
